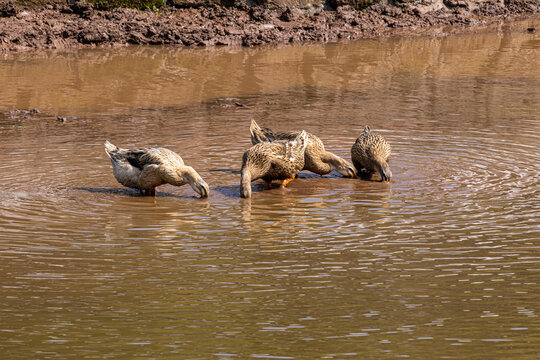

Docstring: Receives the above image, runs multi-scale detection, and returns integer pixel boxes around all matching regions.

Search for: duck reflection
[238,175,393,237]
[99,193,212,243]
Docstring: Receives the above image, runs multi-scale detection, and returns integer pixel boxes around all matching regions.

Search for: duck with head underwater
[104,141,209,198]
[351,126,392,182]
[240,130,309,198]
[250,119,356,179]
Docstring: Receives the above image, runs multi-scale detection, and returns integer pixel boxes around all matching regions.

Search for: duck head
[180,167,210,198]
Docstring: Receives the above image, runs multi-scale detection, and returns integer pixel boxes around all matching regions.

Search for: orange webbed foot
[280,175,296,188]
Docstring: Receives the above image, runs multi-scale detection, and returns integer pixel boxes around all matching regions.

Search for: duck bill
[376,163,392,182]
[191,180,209,198]
[345,165,357,178]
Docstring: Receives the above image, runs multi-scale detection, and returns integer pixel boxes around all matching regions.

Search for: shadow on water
[356,170,385,182]
[212,183,288,198]
[208,169,349,179]
[208,168,241,174]
[296,171,354,179]
[212,185,242,198]
[71,187,199,199]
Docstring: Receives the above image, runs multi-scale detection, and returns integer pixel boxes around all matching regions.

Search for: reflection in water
[0,18,540,359]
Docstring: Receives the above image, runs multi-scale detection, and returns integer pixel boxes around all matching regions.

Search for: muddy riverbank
[0,0,538,50]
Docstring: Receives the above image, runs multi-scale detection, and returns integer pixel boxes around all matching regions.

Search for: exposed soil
[0,0,538,51]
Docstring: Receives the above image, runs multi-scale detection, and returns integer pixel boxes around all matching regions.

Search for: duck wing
[138,147,185,167]
[120,149,150,170]
[105,141,149,169]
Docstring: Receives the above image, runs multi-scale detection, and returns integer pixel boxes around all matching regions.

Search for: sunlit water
[0,19,539,359]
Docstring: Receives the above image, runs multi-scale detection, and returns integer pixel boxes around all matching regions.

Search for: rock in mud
[70,0,93,18]
[0,1,18,17]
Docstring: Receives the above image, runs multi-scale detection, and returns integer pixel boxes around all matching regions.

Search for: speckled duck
[250,119,356,178]
[351,126,392,181]
[240,130,308,198]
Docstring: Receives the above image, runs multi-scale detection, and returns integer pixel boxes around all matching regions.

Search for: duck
[250,119,356,178]
[351,126,392,181]
[240,131,308,198]
[104,141,209,198]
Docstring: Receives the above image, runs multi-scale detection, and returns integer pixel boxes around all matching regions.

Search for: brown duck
[105,141,209,198]
[240,131,308,198]
[351,126,392,181]
[250,119,356,178]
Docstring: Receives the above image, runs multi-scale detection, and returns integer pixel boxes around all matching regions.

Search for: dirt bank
[0,0,538,50]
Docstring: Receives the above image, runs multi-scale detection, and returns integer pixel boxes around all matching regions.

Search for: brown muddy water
[1,19,539,359]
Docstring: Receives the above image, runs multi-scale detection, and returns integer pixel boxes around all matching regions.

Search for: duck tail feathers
[250,119,272,145]
[104,140,118,159]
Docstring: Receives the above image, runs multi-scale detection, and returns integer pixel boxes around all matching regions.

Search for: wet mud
[0,0,538,50]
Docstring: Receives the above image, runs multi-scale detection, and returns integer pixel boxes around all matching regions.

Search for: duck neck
[318,151,339,173]
[240,166,253,198]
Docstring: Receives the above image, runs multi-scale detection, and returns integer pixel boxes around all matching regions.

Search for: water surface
[1,19,539,359]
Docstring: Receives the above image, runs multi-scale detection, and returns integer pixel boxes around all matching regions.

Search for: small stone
[0,1,17,17]
[16,11,31,18]
[70,0,93,18]
[279,8,296,22]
